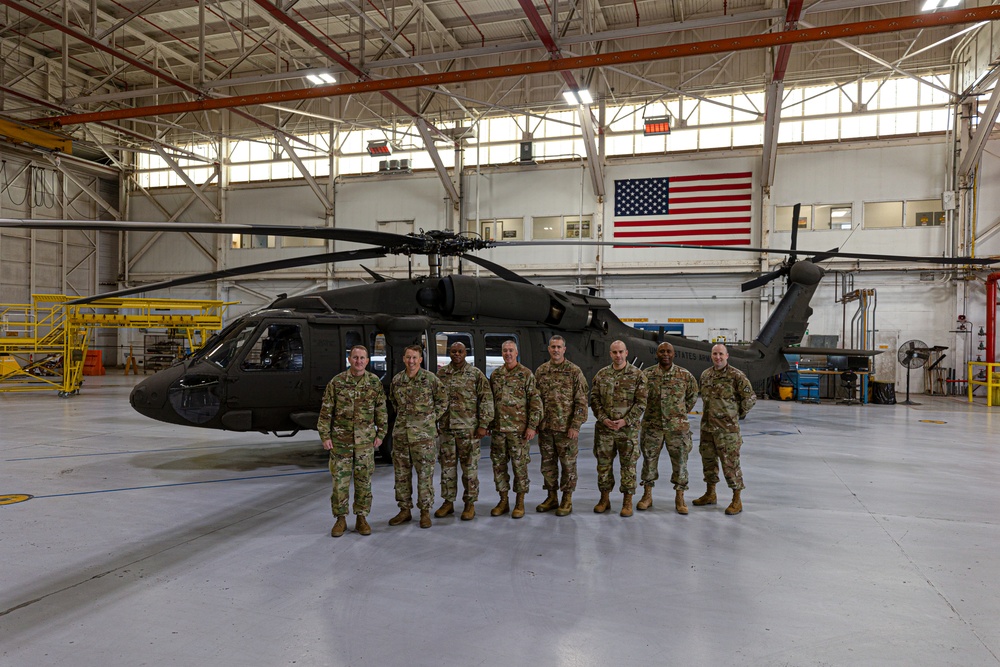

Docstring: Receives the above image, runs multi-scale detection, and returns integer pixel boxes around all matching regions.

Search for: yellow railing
[967,361,1000,406]
[0,294,232,395]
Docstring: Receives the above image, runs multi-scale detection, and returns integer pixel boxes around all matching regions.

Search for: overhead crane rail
[0,295,230,396]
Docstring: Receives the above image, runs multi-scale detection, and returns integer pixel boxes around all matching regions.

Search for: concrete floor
[2,374,999,666]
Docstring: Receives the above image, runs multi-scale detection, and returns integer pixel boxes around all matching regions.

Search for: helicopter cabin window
[484,333,518,377]
[240,324,304,371]
[435,331,476,371]
[370,332,388,379]
[477,218,523,242]
[532,215,593,240]
[863,201,903,228]
[204,323,259,368]
[774,206,811,231]
[231,234,277,249]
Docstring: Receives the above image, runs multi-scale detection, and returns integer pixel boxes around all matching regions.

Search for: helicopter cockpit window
[204,324,258,369]
[435,331,476,371]
[240,324,304,371]
[484,333,518,377]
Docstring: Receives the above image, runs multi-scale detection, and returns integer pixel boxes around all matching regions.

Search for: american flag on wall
[613,172,753,246]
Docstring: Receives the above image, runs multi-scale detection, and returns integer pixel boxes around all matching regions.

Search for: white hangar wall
[125,136,998,384]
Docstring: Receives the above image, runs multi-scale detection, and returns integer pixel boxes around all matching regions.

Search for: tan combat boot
[636,486,654,511]
[675,490,688,515]
[461,502,475,521]
[555,492,573,516]
[535,490,559,513]
[388,508,412,526]
[330,515,347,538]
[419,509,432,528]
[491,492,509,516]
[594,490,611,513]
[692,483,717,506]
[434,500,454,518]
[620,494,634,517]
[511,493,526,519]
[725,489,742,515]
[355,515,371,536]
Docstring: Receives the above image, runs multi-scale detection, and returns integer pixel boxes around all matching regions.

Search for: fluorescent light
[562,89,593,105]
[305,71,337,86]
[921,0,960,10]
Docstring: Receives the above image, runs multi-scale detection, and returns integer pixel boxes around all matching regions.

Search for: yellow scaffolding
[0,295,230,396]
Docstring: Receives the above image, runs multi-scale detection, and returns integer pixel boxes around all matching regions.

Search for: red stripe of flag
[614,227,752,238]
[613,239,752,248]
[669,182,752,194]
[615,217,751,227]
[670,194,751,204]
[666,172,753,183]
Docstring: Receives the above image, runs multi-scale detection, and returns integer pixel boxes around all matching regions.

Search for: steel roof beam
[33,6,1000,128]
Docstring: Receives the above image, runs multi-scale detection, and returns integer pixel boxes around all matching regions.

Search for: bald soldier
[487,340,543,519]
[589,340,648,517]
[318,345,388,537]
[694,343,757,515]
[388,344,448,529]
[534,335,589,516]
[638,341,699,514]
[436,341,494,521]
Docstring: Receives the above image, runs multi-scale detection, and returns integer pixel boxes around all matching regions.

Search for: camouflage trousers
[538,430,578,493]
[698,429,745,491]
[439,430,481,503]
[640,427,693,491]
[329,444,375,517]
[489,431,530,495]
[594,426,640,494]
[392,432,437,511]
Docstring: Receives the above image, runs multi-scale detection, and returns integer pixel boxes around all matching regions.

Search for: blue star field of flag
[614,177,670,217]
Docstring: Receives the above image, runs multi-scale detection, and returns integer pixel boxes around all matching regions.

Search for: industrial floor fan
[897,339,931,405]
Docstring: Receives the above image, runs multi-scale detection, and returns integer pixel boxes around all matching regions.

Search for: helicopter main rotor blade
[0,218,413,248]
[459,253,533,284]
[495,240,996,265]
[67,248,387,305]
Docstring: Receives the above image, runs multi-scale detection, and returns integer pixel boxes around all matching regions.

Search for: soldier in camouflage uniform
[694,343,756,515]
[639,341,699,514]
[534,335,589,516]
[388,344,448,529]
[318,345,388,538]
[488,340,543,519]
[436,341,495,522]
[590,340,648,517]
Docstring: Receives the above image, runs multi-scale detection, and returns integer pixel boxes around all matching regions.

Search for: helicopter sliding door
[223,320,309,432]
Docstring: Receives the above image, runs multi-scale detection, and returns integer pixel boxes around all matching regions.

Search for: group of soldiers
[318,337,756,538]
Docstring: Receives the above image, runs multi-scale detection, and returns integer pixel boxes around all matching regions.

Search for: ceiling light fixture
[305,71,337,86]
[643,114,672,136]
[562,89,593,106]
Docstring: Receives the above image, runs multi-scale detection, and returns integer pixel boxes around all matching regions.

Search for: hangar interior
[2,0,1000,664]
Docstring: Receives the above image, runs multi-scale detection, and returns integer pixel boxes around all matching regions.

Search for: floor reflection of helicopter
[1,212,992,459]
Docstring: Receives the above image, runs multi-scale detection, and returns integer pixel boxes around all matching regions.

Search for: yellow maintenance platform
[0,295,229,396]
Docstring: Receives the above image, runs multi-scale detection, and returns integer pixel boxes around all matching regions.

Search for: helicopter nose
[130,364,183,417]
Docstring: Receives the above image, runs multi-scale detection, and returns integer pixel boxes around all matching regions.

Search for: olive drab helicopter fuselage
[130,265,824,458]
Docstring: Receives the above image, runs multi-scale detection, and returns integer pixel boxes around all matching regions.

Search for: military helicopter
[0,209,990,458]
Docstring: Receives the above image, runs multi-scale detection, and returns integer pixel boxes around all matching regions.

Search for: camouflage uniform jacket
[535,359,589,432]
[489,363,543,433]
[699,364,756,433]
[389,367,448,440]
[590,363,648,429]
[437,362,495,431]
[317,370,388,453]
[642,363,699,432]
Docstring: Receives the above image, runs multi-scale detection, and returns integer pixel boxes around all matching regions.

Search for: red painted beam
[31,6,1000,128]
[772,0,804,83]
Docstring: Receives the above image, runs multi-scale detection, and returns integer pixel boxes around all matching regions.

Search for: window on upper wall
[232,234,276,248]
[476,218,523,241]
[775,205,811,231]
[283,235,326,248]
[905,199,945,227]
[814,204,853,230]
[532,215,593,239]
[864,201,903,228]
